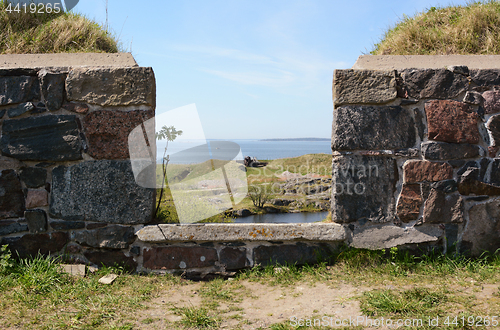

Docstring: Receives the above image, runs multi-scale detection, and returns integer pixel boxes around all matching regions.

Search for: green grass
[171,305,221,329]
[0,0,120,54]
[372,0,500,55]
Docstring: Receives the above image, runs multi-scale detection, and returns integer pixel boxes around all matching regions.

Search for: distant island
[259,138,330,142]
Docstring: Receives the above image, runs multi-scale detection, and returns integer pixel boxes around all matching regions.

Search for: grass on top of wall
[371,0,500,55]
[0,0,120,54]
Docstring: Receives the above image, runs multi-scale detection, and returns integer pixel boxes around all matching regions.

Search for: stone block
[458,167,500,196]
[0,169,25,219]
[26,189,48,208]
[396,184,422,222]
[253,244,331,266]
[488,159,500,187]
[431,179,457,193]
[423,190,464,224]
[0,156,24,171]
[19,167,47,188]
[84,250,137,271]
[425,100,479,144]
[143,246,217,270]
[463,91,484,105]
[403,160,453,183]
[25,209,47,233]
[62,102,89,114]
[0,220,27,236]
[486,114,500,147]
[1,232,68,259]
[219,247,247,270]
[402,69,468,99]
[482,90,500,114]
[83,110,154,159]
[0,76,40,105]
[462,199,500,256]
[0,115,82,161]
[38,70,65,111]
[66,67,156,107]
[50,160,154,224]
[421,141,482,160]
[49,220,85,230]
[470,69,500,86]
[74,225,135,249]
[333,69,396,106]
[332,105,416,151]
[7,102,34,118]
[86,223,107,230]
[331,155,397,223]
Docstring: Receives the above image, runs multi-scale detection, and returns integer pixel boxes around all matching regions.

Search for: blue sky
[73,0,470,140]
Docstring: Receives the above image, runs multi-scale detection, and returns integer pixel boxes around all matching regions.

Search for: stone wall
[332,58,500,256]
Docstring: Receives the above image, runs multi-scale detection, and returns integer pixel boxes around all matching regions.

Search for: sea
[156,139,332,164]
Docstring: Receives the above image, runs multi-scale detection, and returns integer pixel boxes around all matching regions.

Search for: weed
[172,305,220,329]
[15,253,68,294]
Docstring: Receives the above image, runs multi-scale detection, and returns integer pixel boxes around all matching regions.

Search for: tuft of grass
[372,0,500,55]
[0,0,120,53]
[172,305,220,329]
[14,253,69,294]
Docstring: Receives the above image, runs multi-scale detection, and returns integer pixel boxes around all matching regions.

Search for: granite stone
[74,225,135,249]
[0,169,25,219]
[1,232,69,259]
[38,70,65,111]
[486,114,500,146]
[482,90,500,114]
[402,69,468,99]
[7,102,34,118]
[396,184,422,222]
[25,209,47,233]
[19,167,47,188]
[143,246,217,270]
[403,160,453,183]
[0,76,40,105]
[421,141,482,160]
[462,199,500,256]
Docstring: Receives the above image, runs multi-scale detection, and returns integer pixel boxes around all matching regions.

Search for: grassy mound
[372,1,500,55]
[0,0,120,53]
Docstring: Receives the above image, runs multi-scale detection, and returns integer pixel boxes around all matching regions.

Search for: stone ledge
[353,55,500,70]
[0,53,137,68]
[136,223,347,243]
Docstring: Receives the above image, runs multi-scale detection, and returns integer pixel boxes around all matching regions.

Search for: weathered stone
[74,225,135,249]
[423,190,464,224]
[482,90,500,114]
[219,247,247,270]
[458,167,500,196]
[444,224,460,250]
[470,69,500,87]
[0,68,38,76]
[0,220,27,236]
[0,169,25,219]
[25,209,47,233]
[86,223,107,230]
[26,189,48,208]
[331,155,397,223]
[143,246,217,270]
[254,243,331,266]
[62,102,89,114]
[448,65,469,76]
[403,160,453,183]
[462,199,500,256]
[421,182,432,201]
[348,222,443,249]
[7,102,34,118]
[333,69,396,106]
[396,184,422,222]
[38,70,65,111]
[430,179,457,193]
[19,167,46,188]
[0,76,40,105]
[421,141,482,160]
[463,91,484,105]
[402,69,469,99]
[414,108,426,141]
[0,109,5,118]
[49,220,85,230]
[394,148,419,158]
[489,146,499,158]
[50,160,154,224]
[425,100,479,144]
[0,115,82,161]
[84,250,137,271]
[488,159,500,187]
[1,232,69,259]
[486,114,500,147]
[332,105,416,150]
[83,110,154,159]
[129,246,140,256]
[65,243,82,254]
[66,67,156,107]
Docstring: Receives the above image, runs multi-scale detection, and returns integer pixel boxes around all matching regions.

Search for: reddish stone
[458,168,500,196]
[489,146,499,158]
[62,102,89,114]
[0,169,25,219]
[403,160,453,183]
[0,232,69,259]
[482,90,500,114]
[396,184,422,222]
[423,190,464,224]
[219,247,247,270]
[83,110,154,159]
[425,100,479,144]
[143,246,217,270]
[25,189,48,208]
[84,250,137,272]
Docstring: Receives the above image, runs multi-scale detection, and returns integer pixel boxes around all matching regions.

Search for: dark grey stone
[0,115,82,161]
[331,155,397,223]
[470,69,500,86]
[38,70,65,111]
[0,220,28,236]
[431,179,457,193]
[130,246,141,256]
[253,244,331,266]
[402,69,469,99]
[414,108,426,141]
[423,191,464,224]
[444,224,460,250]
[49,220,85,230]
[0,76,40,105]
[448,65,469,76]
[457,161,478,176]
[0,109,5,118]
[462,199,500,256]
[74,225,135,249]
[488,159,500,186]
[220,247,248,270]
[479,158,492,182]
[7,102,34,118]
[1,232,68,259]
[332,105,416,151]
[0,68,38,76]
[50,160,154,224]
[422,141,482,160]
[486,114,500,147]
[0,169,25,219]
[25,209,47,233]
[400,98,419,105]
[19,167,47,188]
[463,91,484,105]
[31,102,46,114]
